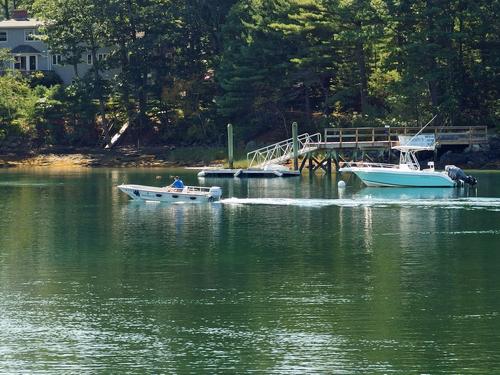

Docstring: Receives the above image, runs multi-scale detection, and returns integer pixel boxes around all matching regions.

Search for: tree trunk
[125,0,145,148]
[3,0,9,20]
[117,11,133,127]
[425,0,441,109]
[119,41,133,125]
[354,36,368,114]
[456,1,465,115]
[321,75,330,116]
[71,47,79,78]
[137,69,148,144]
[304,85,311,127]
[88,34,106,134]
[427,81,439,107]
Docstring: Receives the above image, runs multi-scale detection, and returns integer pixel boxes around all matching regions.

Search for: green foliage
[28,70,64,88]
[0,72,68,145]
[58,80,99,145]
[3,0,498,148]
[0,73,39,139]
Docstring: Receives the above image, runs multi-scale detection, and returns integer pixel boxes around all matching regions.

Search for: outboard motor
[445,165,478,186]
[208,186,222,201]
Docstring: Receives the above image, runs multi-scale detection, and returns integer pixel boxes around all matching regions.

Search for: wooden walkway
[199,125,489,177]
[297,125,489,173]
[315,126,488,150]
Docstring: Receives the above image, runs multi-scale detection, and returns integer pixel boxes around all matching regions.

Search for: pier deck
[197,126,488,178]
[318,126,488,150]
[198,169,300,178]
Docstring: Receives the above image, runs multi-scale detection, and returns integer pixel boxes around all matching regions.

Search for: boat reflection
[117,201,223,246]
[353,186,473,200]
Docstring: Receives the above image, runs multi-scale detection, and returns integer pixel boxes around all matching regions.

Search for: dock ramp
[247,133,321,168]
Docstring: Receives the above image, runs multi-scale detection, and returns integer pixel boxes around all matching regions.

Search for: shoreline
[0,146,226,169]
[1,140,499,170]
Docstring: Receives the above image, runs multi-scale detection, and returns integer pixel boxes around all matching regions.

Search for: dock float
[197,169,300,178]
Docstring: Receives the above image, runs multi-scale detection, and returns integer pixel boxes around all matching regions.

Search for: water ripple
[221,197,500,210]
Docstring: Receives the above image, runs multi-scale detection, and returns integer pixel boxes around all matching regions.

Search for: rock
[471,144,482,152]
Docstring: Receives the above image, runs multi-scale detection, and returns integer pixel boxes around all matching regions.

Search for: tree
[33,0,110,131]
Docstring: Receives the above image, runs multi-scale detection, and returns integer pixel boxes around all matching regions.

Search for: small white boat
[118,184,222,202]
[339,134,477,188]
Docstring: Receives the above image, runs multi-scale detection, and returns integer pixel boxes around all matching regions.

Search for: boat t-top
[118,184,222,203]
[339,124,477,188]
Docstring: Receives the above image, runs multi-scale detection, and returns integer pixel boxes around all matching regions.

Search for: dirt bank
[0,146,221,169]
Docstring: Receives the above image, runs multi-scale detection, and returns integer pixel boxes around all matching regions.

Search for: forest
[0,0,498,148]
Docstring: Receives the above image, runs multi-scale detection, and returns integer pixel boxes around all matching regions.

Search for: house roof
[0,19,44,28]
[11,45,42,54]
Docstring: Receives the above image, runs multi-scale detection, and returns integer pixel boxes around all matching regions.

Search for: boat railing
[184,186,212,193]
[340,161,399,169]
[164,186,213,193]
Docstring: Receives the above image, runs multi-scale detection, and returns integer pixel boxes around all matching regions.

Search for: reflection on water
[1,169,500,373]
[354,186,475,200]
[221,196,500,210]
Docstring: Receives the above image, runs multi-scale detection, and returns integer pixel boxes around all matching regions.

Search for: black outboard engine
[445,165,478,186]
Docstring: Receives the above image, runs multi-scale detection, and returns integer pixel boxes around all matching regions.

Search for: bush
[28,70,64,88]
[0,72,38,140]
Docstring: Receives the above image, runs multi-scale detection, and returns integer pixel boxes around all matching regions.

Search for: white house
[0,10,108,84]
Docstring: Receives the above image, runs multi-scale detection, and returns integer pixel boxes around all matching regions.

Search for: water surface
[1,169,499,373]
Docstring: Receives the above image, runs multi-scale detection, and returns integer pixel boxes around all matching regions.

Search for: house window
[52,54,62,65]
[98,53,108,61]
[29,55,36,70]
[87,54,93,64]
[14,56,25,70]
[0,31,7,42]
[13,55,37,71]
[24,29,37,41]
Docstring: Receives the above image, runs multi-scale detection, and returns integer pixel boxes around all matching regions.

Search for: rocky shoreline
[1,135,499,170]
[0,146,203,169]
[436,135,500,169]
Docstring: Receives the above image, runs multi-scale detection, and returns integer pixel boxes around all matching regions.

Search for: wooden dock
[197,125,488,177]
[317,126,488,150]
[198,168,300,178]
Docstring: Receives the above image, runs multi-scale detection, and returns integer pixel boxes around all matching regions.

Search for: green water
[1,169,499,373]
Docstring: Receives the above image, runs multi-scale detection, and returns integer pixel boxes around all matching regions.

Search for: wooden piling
[292,122,299,171]
[227,123,234,169]
[326,155,332,174]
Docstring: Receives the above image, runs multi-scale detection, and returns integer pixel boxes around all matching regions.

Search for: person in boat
[169,176,185,191]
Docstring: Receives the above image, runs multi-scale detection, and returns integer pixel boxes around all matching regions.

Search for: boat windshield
[394,134,436,151]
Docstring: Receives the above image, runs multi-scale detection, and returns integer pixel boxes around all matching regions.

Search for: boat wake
[220,197,500,210]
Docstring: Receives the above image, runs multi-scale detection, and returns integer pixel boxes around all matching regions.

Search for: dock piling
[227,123,234,169]
[292,122,298,170]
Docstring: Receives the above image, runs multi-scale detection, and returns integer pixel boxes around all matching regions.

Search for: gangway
[247,133,321,168]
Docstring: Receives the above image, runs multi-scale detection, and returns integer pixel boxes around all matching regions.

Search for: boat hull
[118,184,222,202]
[340,168,456,187]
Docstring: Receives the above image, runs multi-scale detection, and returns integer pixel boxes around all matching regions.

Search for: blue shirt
[172,179,184,189]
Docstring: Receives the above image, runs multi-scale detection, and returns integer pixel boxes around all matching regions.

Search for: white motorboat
[118,184,222,202]
[339,134,477,188]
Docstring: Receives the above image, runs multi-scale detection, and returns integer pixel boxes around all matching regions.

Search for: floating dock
[197,168,300,178]
[197,124,488,178]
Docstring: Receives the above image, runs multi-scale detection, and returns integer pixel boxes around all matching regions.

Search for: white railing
[340,161,398,169]
[184,186,212,193]
[247,133,321,168]
[161,186,213,193]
